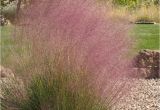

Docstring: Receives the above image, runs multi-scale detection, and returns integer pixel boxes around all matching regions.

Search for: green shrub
[1,1,17,23]
[113,0,138,7]
[111,0,159,8]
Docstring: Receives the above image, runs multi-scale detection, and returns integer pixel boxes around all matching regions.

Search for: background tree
[0,0,31,24]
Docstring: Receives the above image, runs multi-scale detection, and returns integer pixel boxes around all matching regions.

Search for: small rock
[0,66,14,78]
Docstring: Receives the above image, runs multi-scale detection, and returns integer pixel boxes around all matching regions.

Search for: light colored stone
[113,79,160,110]
[0,65,24,99]
[0,65,14,78]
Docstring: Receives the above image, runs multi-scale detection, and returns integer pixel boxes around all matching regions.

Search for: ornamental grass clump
[2,61,107,110]
[2,0,132,109]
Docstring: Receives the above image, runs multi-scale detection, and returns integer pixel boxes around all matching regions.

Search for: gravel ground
[113,79,160,110]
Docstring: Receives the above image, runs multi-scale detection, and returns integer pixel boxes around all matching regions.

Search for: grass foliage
[1,0,131,109]
[103,0,160,23]
[2,65,108,110]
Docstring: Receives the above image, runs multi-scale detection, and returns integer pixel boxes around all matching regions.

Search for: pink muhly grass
[13,0,132,107]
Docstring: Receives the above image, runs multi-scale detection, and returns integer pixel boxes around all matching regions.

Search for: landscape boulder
[133,49,160,79]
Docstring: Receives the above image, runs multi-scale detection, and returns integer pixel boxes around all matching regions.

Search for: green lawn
[132,24,159,51]
[0,26,14,64]
[0,26,13,46]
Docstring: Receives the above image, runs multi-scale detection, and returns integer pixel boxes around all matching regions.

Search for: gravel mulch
[113,79,160,110]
